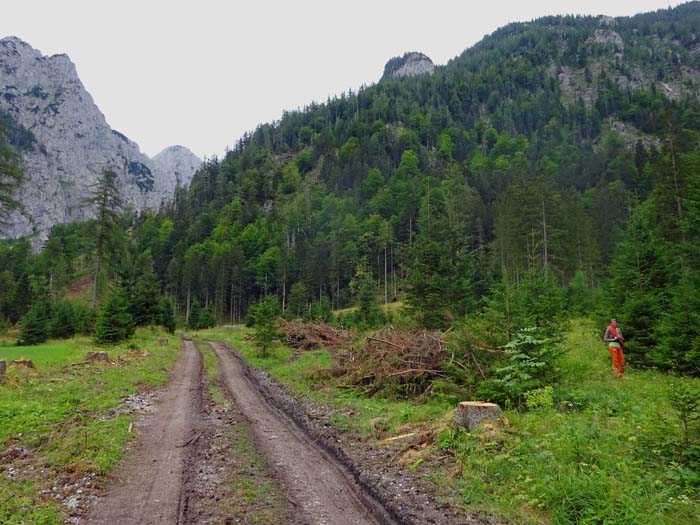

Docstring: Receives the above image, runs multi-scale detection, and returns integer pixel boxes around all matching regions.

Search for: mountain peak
[0,37,199,241]
[382,52,435,80]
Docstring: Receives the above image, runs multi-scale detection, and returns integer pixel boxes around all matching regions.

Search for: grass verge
[0,328,180,524]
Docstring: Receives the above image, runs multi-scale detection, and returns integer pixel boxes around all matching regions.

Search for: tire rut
[84,340,203,525]
[208,341,397,525]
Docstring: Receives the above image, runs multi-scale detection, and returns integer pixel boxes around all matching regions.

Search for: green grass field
[198,320,700,524]
[0,329,180,524]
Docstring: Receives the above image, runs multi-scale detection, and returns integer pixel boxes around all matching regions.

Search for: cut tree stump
[86,351,109,362]
[12,358,35,369]
[0,360,6,377]
[453,401,505,431]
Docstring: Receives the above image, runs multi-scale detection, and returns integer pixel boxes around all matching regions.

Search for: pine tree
[286,282,308,320]
[49,300,77,339]
[350,262,382,327]
[19,296,52,345]
[82,169,124,308]
[157,298,176,334]
[95,284,134,345]
[131,252,160,326]
[250,296,281,357]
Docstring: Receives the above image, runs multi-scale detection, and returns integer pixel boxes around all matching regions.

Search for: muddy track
[208,341,397,525]
[84,340,203,525]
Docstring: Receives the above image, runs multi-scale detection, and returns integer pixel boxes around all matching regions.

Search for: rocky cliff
[0,36,201,241]
[382,52,435,80]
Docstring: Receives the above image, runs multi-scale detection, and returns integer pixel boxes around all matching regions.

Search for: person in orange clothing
[604,318,625,378]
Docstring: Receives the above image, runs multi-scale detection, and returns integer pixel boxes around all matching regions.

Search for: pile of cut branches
[334,328,447,396]
[281,321,354,351]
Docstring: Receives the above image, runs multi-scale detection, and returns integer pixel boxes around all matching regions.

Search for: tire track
[208,341,397,525]
[84,340,203,525]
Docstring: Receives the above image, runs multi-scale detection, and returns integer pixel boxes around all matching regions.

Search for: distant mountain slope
[144,2,700,331]
[0,36,201,241]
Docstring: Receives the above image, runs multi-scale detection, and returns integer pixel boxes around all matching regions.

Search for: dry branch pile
[334,328,447,395]
[281,321,354,351]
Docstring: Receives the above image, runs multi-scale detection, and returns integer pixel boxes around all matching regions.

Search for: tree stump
[453,401,505,431]
[86,351,109,362]
[0,360,6,378]
[12,358,35,369]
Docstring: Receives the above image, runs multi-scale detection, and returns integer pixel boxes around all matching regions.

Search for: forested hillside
[3,2,700,373]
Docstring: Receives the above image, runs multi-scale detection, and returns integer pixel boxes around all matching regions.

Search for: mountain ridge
[0,35,201,242]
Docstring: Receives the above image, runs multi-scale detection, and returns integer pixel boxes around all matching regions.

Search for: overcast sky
[1,0,686,159]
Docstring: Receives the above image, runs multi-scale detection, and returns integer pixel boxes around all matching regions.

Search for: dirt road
[208,341,395,525]
[84,339,397,524]
[84,340,203,525]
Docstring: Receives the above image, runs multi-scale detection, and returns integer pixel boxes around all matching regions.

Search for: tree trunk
[185,287,191,327]
[92,252,100,309]
[384,246,388,306]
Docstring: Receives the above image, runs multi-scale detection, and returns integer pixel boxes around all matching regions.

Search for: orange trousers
[608,345,625,377]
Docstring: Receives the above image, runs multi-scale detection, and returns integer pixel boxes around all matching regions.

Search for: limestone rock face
[152,145,203,189]
[383,52,435,80]
[0,36,202,241]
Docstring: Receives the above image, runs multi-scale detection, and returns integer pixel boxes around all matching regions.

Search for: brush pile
[334,328,447,395]
[281,321,354,351]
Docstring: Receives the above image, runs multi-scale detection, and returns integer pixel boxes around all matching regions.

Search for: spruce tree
[95,285,134,345]
[157,298,176,334]
[82,169,124,308]
[19,297,51,345]
[350,262,382,327]
[250,296,281,357]
[131,252,160,326]
[49,300,77,339]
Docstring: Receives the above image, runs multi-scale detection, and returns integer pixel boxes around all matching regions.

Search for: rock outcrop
[382,52,435,80]
[0,36,201,241]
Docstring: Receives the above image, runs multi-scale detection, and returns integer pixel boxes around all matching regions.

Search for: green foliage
[18,297,51,345]
[478,327,561,407]
[128,251,161,327]
[187,300,216,330]
[285,281,308,320]
[349,262,382,327]
[94,284,134,345]
[49,299,93,339]
[6,3,700,382]
[310,296,332,322]
[157,298,176,334]
[668,383,700,454]
[249,296,281,357]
